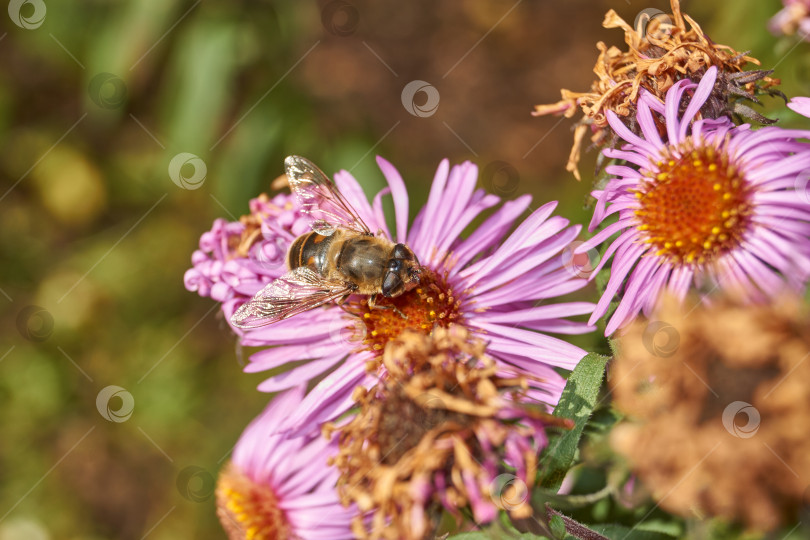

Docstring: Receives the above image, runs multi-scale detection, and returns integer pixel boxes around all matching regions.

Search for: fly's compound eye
[392,243,409,259]
[388,259,403,272]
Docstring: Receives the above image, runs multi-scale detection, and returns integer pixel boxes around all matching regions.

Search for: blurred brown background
[0,0,795,538]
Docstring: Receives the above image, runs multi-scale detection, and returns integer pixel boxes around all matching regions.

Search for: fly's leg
[367,294,408,320]
[336,284,362,318]
[337,294,362,318]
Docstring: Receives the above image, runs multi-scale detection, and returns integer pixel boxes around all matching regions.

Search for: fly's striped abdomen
[287,231,334,275]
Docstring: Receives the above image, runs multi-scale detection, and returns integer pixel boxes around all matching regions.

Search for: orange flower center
[348,268,464,353]
[216,463,291,540]
[634,143,753,265]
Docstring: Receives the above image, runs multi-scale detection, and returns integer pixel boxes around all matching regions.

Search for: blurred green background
[0,0,802,538]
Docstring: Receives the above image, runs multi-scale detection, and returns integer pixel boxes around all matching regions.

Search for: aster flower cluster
[580,66,810,335]
[184,1,810,537]
[193,156,594,433]
[186,155,596,537]
[184,192,310,304]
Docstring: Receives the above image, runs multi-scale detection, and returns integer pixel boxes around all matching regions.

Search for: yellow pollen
[216,463,291,540]
[346,268,465,354]
[634,142,753,264]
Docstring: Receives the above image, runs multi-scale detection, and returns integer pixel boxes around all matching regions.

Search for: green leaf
[594,262,610,297]
[446,532,549,540]
[583,406,620,438]
[446,517,551,539]
[549,515,566,539]
[633,521,683,537]
[541,353,610,491]
[586,524,678,539]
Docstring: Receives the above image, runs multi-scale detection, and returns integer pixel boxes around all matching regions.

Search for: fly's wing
[230,267,354,328]
[285,155,372,236]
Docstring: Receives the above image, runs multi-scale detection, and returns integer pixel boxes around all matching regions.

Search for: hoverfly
[231,156,422,328]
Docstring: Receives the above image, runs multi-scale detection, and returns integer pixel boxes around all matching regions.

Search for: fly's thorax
[287,231,337,275]
[332,234,391,291]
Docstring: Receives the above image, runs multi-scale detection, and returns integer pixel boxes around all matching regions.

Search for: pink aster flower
[769,0,810,39]
[184,192,312,304]
[578,66,810,335]
[215,385,356,539]
[202,157,594,432]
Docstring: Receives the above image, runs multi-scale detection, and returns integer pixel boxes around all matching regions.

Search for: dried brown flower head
[534,0,781,180]
[325,326,569,539]
[610,295,810,531]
